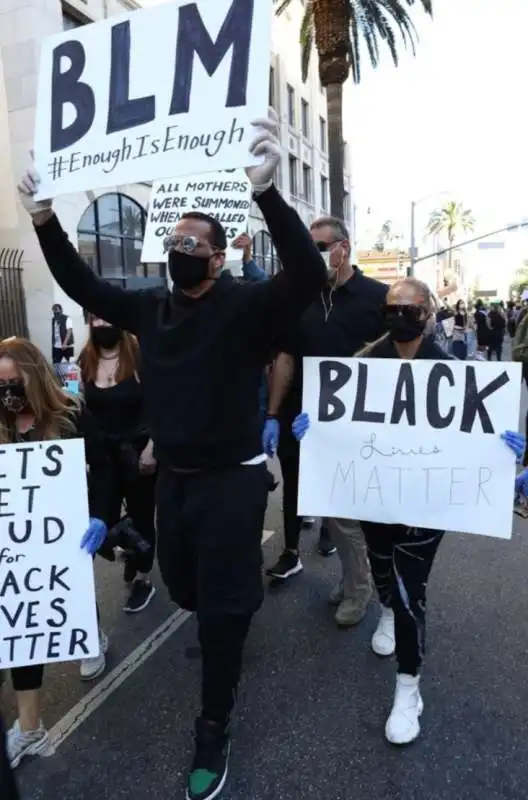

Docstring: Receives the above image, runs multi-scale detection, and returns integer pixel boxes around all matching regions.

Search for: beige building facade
[0,0,353,356]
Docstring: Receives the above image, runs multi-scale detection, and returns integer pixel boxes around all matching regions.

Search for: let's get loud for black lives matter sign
[298,358,522,539]
[34,0,271,198]
[0,439,98,669]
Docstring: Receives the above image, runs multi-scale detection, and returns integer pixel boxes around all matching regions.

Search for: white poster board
[0,439,99,669]
[298,358,522,538]
[34,0,271,198]
[141,169,251,263]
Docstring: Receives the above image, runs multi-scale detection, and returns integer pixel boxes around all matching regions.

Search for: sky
[346,0,528,241]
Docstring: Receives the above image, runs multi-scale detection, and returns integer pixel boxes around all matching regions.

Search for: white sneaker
[80,629,109,681]
[385,674,423,745]
[371,606,396,656]
[7,719,55,768]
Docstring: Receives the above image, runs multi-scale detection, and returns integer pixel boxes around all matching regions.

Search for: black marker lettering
[16,446,33,480]
[47,597,67,628]
[0,488,13,517]
[390,363,416,425]
[0,449,7,479]
[0,602,24,628]
[49,565,70,593]
[460,367,510,434]
[50,40,95,152]
[69,628,89,656]
[26,600,40,629]
[106,21,155,135]
[352,363,385,423]
[22,485,40,514]
[4,635,21,661]
[426,363,455,428]
[318,360,352,422]
[47,631,62,659]
[170,0,253,115]
[7,519,31,543]
[44,517,64,545]
[24,568,43,592]
[28,632,44,660]
[43,444,63,477]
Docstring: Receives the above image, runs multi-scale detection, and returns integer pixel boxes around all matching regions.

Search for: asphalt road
[7,343,528,800]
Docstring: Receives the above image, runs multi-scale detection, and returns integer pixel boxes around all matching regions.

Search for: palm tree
[274,0,433,222]
[426,200,475,279]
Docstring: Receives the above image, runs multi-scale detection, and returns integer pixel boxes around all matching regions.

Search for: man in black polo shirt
[264,216,388,626]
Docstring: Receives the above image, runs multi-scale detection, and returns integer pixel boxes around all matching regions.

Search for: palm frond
[299,1,314,82]
[274,0,292,16]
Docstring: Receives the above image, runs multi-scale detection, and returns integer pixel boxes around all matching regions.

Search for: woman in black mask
[78,317,157,625]
[292,277,450,746]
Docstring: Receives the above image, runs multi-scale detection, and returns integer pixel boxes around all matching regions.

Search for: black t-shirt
[280,270,388,421]
[84,376,144,442]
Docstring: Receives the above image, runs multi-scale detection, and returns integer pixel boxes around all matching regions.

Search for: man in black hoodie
[18,110,326,800]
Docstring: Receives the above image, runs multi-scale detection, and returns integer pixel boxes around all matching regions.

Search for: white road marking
[49,529,276,749]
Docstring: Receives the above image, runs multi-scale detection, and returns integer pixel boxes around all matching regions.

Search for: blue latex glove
[80,518,108,555]
[262,418,280,457]
[292,412,310,442]
[515,469,528,499]
[501,430,526,462]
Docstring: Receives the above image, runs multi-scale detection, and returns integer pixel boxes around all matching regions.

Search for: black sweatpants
[360,522,444,676]
[0,713,19,800]
[156,463,268,722]
[487,340,503,361]
[106,468,157,577]
[277,432,303,552]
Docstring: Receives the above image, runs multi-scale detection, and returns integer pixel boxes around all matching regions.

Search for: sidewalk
[17,517,528,800]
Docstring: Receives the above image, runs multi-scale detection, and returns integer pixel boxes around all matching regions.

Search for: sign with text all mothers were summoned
[141,169,251,263]
[34,0,271,198]
[298,358,522,538]
[0,439,99,668]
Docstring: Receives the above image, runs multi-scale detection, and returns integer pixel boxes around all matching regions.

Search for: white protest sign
[0,439,99,669]
[34,0,271,198]
[141,169,251,263]
[298,358,522,538]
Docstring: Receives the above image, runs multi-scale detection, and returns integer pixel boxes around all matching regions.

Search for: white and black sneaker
[266,550,303,580]
[123,579,156,613]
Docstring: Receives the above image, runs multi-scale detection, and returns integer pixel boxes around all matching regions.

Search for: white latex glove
[245,108,281,195]
[18,163,52,217]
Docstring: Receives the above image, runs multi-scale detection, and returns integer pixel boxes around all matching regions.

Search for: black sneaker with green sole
[186,717,231,800]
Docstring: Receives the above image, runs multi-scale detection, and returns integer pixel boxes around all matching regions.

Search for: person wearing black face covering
[292,277,449,748]
[18,109,327,800]
[78,317,156,619]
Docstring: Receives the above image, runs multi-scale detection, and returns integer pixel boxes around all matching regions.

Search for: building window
[320,176,328,211]
[252,230,281,276]
[288,155,298,196]
[77,193,166,288]
[344,191,350,221]
[302,163,312,203]
[287,84,295,127]
[301,99,309,138]
[269,66,275,108]
[319,117,327,152]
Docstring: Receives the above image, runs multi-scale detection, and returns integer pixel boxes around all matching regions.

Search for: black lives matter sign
[33,0,271,198]
[0,439,98,669]
[298,358,521,538]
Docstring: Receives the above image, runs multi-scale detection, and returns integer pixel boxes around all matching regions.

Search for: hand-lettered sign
[34,0,271,198]
[141,169,251,264]
[298,357,522,538]
[0,439,99,668]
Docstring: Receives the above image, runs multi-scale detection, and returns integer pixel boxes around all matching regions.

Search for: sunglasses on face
[315,240,343,253]
[383,304,426,322]
[162,234,223,255]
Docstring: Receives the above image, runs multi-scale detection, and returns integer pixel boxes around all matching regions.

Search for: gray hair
[310,216,350,242]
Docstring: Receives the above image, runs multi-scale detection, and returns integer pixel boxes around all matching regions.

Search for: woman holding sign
[79,316,157,615]
[0,338,110,769]
[292,277,452,745]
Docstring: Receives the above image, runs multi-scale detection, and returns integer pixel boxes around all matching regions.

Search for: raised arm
[18,167,142,333]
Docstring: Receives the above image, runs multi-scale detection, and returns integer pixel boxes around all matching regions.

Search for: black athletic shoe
[265,550,303,580]
[317,526,336,557]
[186,717,230,800]
[123,580,156,613]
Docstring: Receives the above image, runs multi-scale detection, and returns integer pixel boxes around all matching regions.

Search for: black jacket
[34,186,326,469]
[368,334,454,360]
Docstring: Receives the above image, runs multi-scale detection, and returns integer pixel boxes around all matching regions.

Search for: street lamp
[408,190,452,277]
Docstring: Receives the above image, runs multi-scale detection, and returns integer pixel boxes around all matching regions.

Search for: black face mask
[169,251,211,290]
[91,326,123,350]
[388,316,427,343]
[0,383,28,414]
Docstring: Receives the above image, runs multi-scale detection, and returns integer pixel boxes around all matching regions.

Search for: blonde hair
[355,277,436,357]
[0,338,79,444]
